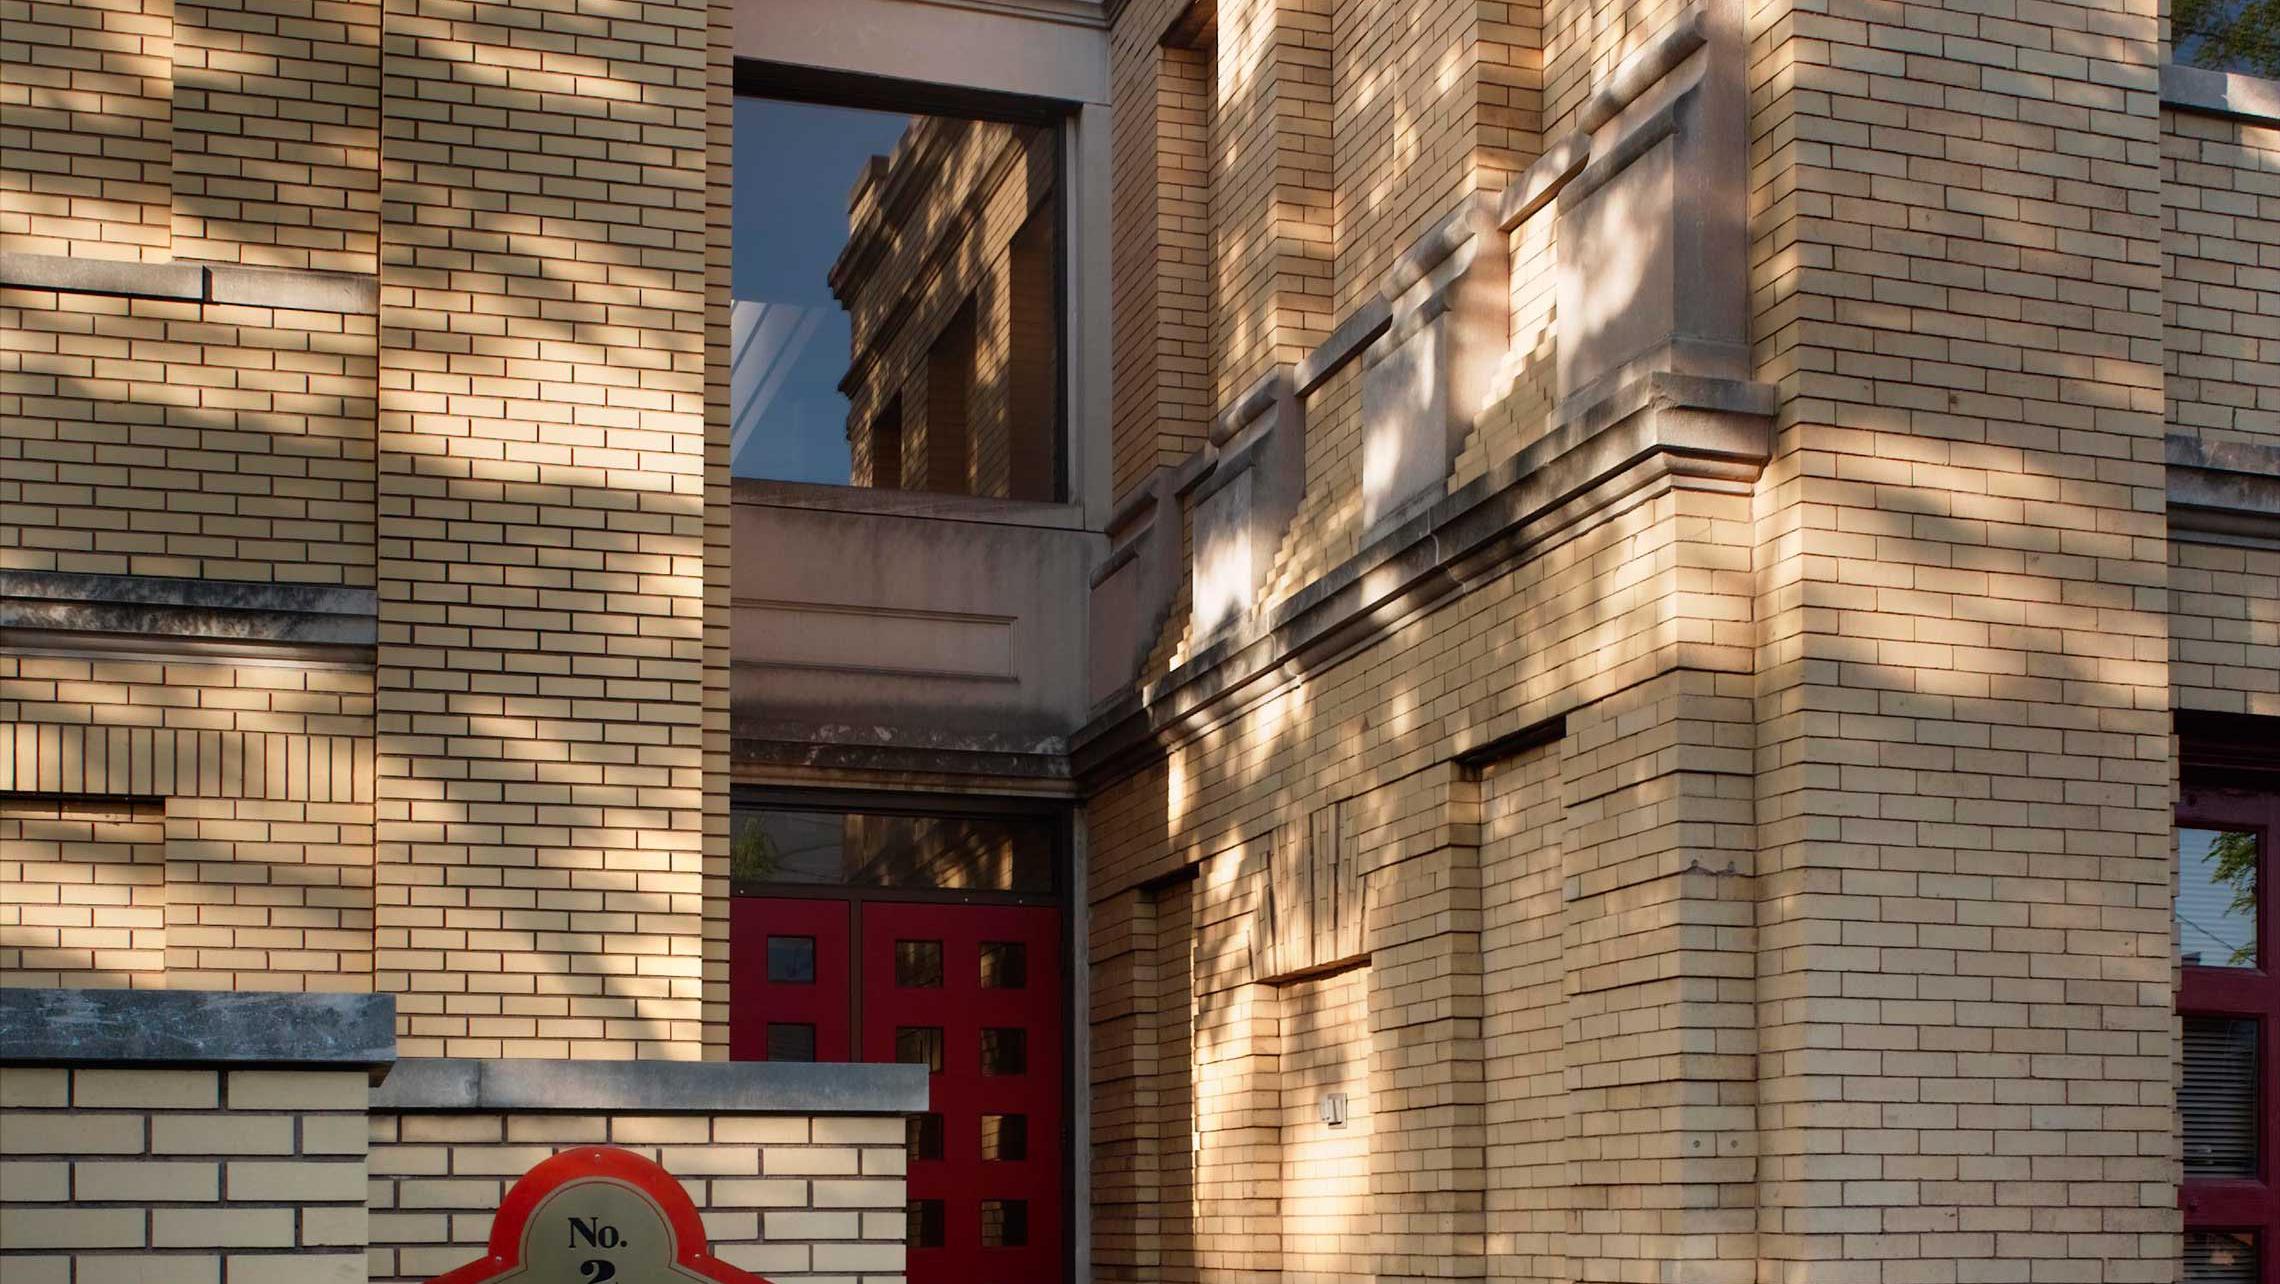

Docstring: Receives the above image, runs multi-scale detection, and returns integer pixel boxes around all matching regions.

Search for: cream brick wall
[0,287,380,585]
[0,795,168,986]
[169,0,379,271]
[0,1064,372,1282]
[2171,537,2280,717]
[372,0,712,1058]
[1109,7,1216,495]
[2163,105,2280,451]
[366,1110,907,1283]
[1747,0,2176,1279]
[0,0,175,261]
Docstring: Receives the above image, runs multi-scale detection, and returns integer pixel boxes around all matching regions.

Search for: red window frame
[2181,778,2280,1280]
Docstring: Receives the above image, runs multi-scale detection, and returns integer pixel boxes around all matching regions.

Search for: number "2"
[580,1262,618,1283]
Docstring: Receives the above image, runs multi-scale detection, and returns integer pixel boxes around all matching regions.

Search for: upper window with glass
[733,88,1064,500]
[2175,0,2280,76]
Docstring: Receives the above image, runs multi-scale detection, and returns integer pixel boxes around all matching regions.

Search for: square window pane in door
[767,935,816,983]
[766,1023,817,1062]
[979,1198,1028,1247]
[896,940,944,988]
[980,1027,1026,1076]
[978,940,1027,989]
[906,1199,945,1248]
[2180,827,2259,968]
[907,1112,945,1161]
[2186,1231,2258,1284]
[2183,1014,2260,1178]
[979,1113,1027,1161]
[897,1026,945,1073]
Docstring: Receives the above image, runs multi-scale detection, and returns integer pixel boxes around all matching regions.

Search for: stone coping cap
[0,988,396,1070]
[370,1057,930,1116]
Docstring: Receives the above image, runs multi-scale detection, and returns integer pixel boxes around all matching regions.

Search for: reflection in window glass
[2186,1230,2258,1284]
[981,1027,1027,1076]
[766,936,815,984]
[732,96,1061,497]
[979,1113,1027,1162]
[2180,828,2260,968]
[2174,0,2280,78]
[766,1023,817,1062]
[731,806,1057,894]
[2183,1015,2260,1178]
[906,1199,945,1248]
[896,940,944,989]
[897,1026,945,1073]
[979,941,1028,989]
[979,1198,1028,1247]
[908,1112,945,1161]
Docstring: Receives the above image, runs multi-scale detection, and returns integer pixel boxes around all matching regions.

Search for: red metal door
[861,901,1061,1284]
[729,898,852,1063]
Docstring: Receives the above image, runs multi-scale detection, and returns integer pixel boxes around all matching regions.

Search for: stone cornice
[0,570,378,662]
[1072,371,1777,780]
[371,1056,929,1116]
[0,988,396,1072]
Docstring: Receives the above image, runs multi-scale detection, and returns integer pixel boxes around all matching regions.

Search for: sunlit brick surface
[0,288,379,584]
[370,0,711,1058]
[170,0,381,270]
[0,0,175,260]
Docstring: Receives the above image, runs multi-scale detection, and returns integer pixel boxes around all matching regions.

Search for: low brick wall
[366,1110,908,1281]
[0,991,926,1284]
[0,1064,373,1283]
[365,1058,925,1283]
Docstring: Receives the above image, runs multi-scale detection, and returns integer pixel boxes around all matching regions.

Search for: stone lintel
[0,570,379,653]
[0,251,378,313]
[370,1056,930,1116]
[0,987,396,1071]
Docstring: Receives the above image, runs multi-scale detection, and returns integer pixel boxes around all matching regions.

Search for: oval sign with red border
[424,1145,770,1284]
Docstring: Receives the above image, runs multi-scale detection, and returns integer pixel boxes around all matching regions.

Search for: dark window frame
[2181,725,2280,1275]
[730,59,1072,502]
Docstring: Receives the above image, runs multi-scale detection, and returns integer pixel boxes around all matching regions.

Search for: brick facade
[4,0,2280,1280]
[0,1064,374,1282]
[366,1110,907,1282]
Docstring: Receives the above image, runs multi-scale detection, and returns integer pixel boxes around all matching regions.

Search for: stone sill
[731,476,1090,531]
[2163,62,2280,124]
[0,988,395,1071]
[0,251,377,312]
[371,1056,929,1116]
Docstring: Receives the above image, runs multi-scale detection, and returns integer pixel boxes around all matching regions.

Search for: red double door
[731,897,1062,1284]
